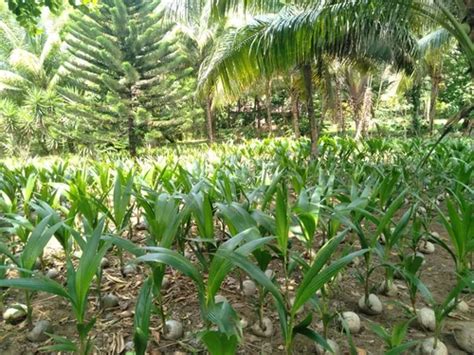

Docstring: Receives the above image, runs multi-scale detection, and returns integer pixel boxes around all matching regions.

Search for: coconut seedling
[98,168,134,271]
[333,183,385,316]
[216,201,273,333]
[136,228,270,353]
[396,254,427,317]
[0,219,112,354]
[416,273,474,354]
[0,215,62,325]
[368,319,418,354]
[430,190,473,283]
[371,192,413,296]
[135,190,186,326]
[221,230,367,354]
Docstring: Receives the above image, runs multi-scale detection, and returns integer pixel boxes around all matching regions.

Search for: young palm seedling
[0,215,61,325]
[369,318,418,354]
[135,228,271,354]
[0,219,112,354]
[221,230,367,354]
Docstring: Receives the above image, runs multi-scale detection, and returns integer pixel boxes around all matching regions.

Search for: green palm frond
[199,3,418,96]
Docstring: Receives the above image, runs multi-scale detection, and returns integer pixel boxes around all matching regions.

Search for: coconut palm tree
[197,3,418,156]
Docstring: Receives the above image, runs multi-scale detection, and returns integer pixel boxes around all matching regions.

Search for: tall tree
[0,8,66,154]
[61,0,192,155]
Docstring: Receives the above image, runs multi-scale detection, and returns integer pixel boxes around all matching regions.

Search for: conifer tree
[61,0,192,155]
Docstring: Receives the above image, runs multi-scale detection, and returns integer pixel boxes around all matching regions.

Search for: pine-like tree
[61,0,192,155]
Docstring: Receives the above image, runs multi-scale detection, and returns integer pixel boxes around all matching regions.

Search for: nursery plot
[0,137,473,355]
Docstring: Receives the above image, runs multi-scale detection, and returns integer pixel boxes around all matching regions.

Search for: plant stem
[25,290,32,327]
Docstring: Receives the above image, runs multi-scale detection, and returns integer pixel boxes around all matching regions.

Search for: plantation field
[0,137,473,355]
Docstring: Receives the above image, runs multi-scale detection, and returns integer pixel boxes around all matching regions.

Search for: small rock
[339,311,361,334]
[418,337,448,355]
[242,280,257,297]
[453,322,474,353]
[417,307,436,332]
[45,268,59,279]
[251,317,274,338]
[358,294,383,315]
[26,320,53,342]
[102,293,119,309]
[164,320,183,340]
[3,304,27,324]
[315,339,340,355]
[122,263,137,276]
[100,257,110,268]
[418,240,435,255]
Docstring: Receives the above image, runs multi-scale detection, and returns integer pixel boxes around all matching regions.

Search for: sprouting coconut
[251,317,273,338]
[418,337,448,355]
[358,294,383,315]
[377,280,398,297]
[417,307,436,332]
[315,339,340,355]
[163,319,184,340]
[418,240,435,255]
[456,300,470,313]
[338,311,361,334]
[453,322,474,353]
[242,279,257,297]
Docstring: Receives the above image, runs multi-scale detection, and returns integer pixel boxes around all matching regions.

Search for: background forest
[0,0,472,157]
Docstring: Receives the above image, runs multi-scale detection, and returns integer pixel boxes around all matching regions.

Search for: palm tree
[198,3,418,156]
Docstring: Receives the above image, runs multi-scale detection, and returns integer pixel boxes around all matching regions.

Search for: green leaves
[0,276,70,299]
[134,277,153,355]
[275,185,290,258]
[291,232,367,314]
[74,218,111,321]
[20,216,62,272]
[200,331,239,355]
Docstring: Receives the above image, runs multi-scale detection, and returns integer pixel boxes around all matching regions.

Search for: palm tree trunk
[291,90,301,139]
[411,84,422,135]
[302,64,319,158]
[429,72,441,134]
[265,80,273,132]
[361,82,373,137]
[206,94,214,143]
[254,96,261,130]
[334,78,345,134]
